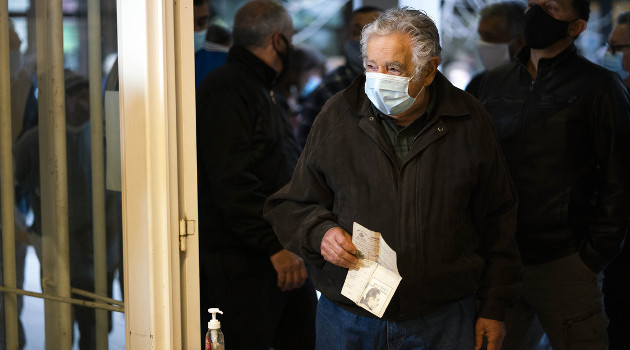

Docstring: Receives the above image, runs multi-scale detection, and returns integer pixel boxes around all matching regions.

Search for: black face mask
[524,5,571,49]
[275,34,294,79]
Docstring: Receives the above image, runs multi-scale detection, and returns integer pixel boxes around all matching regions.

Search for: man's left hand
[475,317,506,350]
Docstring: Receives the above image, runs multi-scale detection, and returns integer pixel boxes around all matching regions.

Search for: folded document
[341,222,402,318]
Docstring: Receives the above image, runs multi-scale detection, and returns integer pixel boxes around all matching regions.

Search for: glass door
[2,0,199,348]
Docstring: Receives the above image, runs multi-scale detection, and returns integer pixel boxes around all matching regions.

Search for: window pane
[5,0,125,348]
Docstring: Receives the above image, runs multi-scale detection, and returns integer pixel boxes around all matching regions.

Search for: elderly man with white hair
[265,7,522,350]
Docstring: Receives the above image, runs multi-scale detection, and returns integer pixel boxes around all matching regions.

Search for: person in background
[196,1,317,349]
[465,1,526,96]
[265,7,521,350]
[195,24,232,90]
[475,1,630,349]
[602,11,630,89]
[297,5,382,147]
[0,20,33,350]
[193,0,211,53]
[13,69,122,350]
[274,45,327,137]
[601,10,630,350]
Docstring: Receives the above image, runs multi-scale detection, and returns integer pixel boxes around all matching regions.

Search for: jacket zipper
[514,65,537,175]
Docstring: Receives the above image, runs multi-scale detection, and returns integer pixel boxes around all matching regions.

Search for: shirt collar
[227,45,279,90]
[373,82,437,135]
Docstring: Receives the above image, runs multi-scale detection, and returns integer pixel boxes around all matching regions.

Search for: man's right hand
[270,249,307,291]
[320,227,358,268]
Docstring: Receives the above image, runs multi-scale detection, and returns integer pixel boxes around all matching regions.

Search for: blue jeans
[316,294,476,350]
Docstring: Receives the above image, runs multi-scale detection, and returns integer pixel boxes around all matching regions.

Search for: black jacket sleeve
[580,74,630,272]
[197,88,283,256]
[264,119,339,267]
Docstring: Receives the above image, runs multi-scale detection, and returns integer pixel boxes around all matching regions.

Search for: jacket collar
[227,45,278,90]
[517,43,578,77]
[350,72,460,165]
[343,71,470,122]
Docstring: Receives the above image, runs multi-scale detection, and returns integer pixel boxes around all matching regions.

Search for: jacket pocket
[563,308,608,347]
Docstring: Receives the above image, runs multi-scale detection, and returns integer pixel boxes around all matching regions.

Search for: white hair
[360,7,441,79]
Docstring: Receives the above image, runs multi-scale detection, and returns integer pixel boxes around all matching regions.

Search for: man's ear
[422,56,441,86]
[271,33,282,50]
[568,19,587,38]
[271,32,288,51]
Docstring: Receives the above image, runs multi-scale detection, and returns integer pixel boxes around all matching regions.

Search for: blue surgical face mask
[364,72,422,115]
[194,29,207,53]
[602,52,630,80]
[301,75,321,98]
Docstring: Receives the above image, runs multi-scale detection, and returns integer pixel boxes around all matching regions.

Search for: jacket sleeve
[197,88,282,256]
[264,117,339,268]
[471,103,523,321]
[580,74,630,272]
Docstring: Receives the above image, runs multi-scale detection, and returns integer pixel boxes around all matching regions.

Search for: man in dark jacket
[603,11,630,90]
[196,1,316,349]
[476,1,630,349]
[264,7,521,350]
[297,6,382,147]
[465,1,526,96]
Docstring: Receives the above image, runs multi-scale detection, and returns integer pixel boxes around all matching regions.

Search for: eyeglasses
[607,43,630,54]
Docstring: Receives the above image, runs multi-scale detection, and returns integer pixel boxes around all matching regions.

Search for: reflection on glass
[4,0,124,348]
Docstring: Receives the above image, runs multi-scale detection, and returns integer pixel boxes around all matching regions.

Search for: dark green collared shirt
[374,84,436,168]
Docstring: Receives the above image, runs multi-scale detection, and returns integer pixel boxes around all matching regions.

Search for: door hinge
[179,218,196,252]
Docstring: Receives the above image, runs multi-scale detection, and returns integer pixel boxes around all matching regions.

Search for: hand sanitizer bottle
[205,308,225,350]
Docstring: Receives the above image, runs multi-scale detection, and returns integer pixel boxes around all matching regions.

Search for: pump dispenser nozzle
[208,308,223,330]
